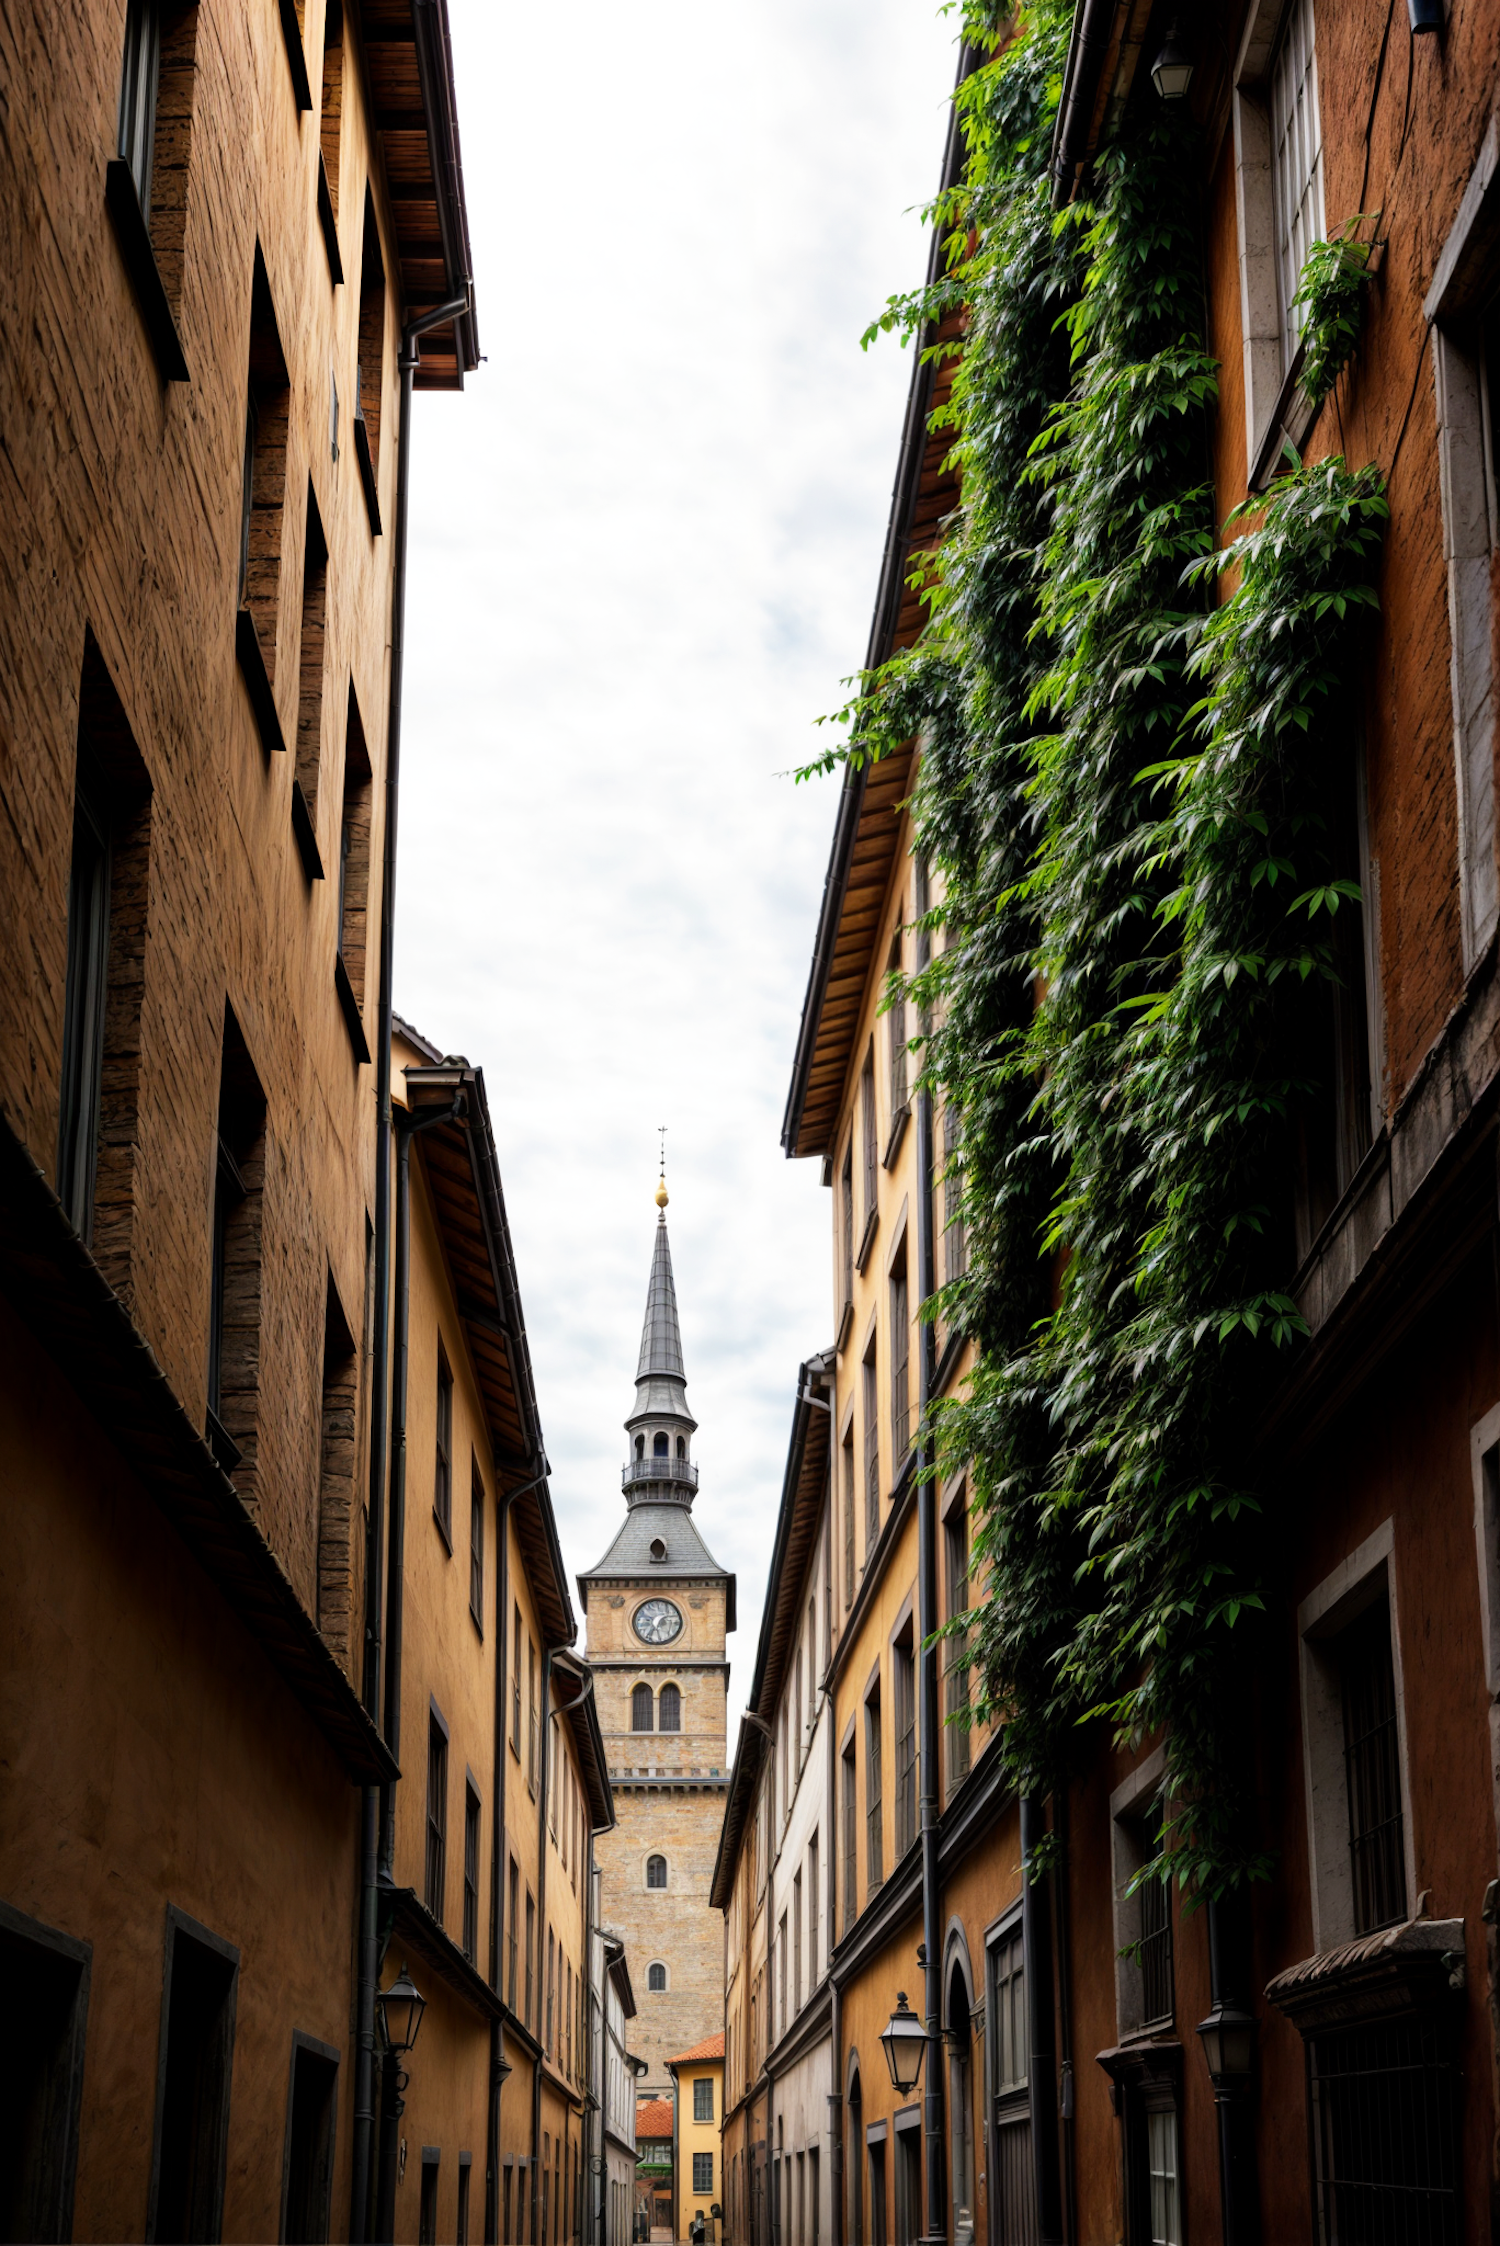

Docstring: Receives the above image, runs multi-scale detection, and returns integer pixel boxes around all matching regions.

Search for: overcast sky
[395,0,957,1731]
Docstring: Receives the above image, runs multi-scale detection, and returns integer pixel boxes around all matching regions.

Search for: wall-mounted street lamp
[378,1962,428,2057]
[880,1993,927,2096]
[1151,23,1195,98]
[1196,1998,1256,2093]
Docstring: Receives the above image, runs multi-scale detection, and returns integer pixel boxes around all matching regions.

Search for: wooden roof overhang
[0,1114,397,1786]
[781,73,967,1165]
[356,0,479,389]
[709,1354,833,1909]
[553,1651,617,1833]
[405,1065,575,1649]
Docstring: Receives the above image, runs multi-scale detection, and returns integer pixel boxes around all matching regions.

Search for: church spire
[623,1172,697,1503]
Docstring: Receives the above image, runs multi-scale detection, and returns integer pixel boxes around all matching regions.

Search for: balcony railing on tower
[621,1455,699,1493]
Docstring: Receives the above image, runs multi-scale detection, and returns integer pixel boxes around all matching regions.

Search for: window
[1309,2017,1461,2241]
[658,1683,681,1732]
[987,1918,1031,2245]
[109,0,198,372]
[942,1099,967,1288]
[0,1902,91,2244]
[889,1250,910,1466]
[546,1930,555,2051]
[793,1872,803,2014]
[647,1963,667,1992]
[842,1741,858,1926]
[57,648,151,1265]
[525,1893,536,2029]
[632,1683,654,1733]
[1340,1598,1407,1934]
[635,1433,645,1459]
[207,1007,266,1484]
[470,1460,485,1628]
[1269,0,1323,365]
[894,2124,920,2246]
[653,1430,669,1456]
[354,189,387,531]
[434,1342,453,1543]
[426,1712,448,1921]
[843,1431,856,1604]
[528,1640,538,1793]
[861,1045,878,1235]
[281,2033,339,2246]
[694,2078,714,2123]
[457,2153,471,2246]
[316,1279,357,1665]
[865,1688,883,1893]
[1299,1529,1412,1951]
[509,1609,523,1756]
[808,1597,819,1724]
[463,1782,481,1962]
[867,2140,887,2246]
[238,248,292,722]
[332,689,373,1038]
[694,2154,714,2195]
[808,1833,819,1985]
[291,482,328,878]
[420,2151,439,2246]
[863,1342,880,1556]
[944,1501,971,1788]
[778,1912,788,2036]
[646,1855,667,1890]
[118,0,162,208]
[841,1143,855,1325]
[148,1910,239,2245]
[794,1651,803,1769]
[893,1629,917,1858]
[677,1434,687,1458]
[507,1859,519,2008]
[887,930,908,1127]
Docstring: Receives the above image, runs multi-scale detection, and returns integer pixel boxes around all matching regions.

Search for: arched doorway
[846,2058,864,2246]
[947,1955,976,2246]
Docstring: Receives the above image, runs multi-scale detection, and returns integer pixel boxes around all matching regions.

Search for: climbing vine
[806,0,1388,1897]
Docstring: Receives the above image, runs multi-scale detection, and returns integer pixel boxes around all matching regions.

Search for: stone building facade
[580,1192,735,2098]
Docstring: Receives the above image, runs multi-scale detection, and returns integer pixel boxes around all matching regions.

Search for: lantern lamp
[1151,24,1195,97]
[377,1963,427,2056]
[880,1992,927,2095]
[1196,1999,1256,2092]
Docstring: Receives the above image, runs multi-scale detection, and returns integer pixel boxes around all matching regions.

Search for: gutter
[410,0,480,372]
[353,283,473,2244]
[1050,0,1120,207]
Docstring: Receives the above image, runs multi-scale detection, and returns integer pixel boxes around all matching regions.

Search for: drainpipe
[352,284,471,2246]
[533,1644,555,2246]
[1020,1798,1063,2246]
[914,896,946,2246]
[1202,1893,1261,2245]
[488,1467,550,2242]
[380,1089,467,1875]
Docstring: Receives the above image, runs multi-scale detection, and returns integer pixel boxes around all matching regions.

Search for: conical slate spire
[635,1217,685,1384]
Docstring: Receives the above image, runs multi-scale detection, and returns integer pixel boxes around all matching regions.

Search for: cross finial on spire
[655,1126,669,1216]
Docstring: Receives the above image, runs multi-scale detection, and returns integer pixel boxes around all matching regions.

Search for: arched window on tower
[648,1962,667,1991]
[646,1854,667,1889]
[632,1684,654,1732]
[659,1683,681,1732]
[653,1432,669,1457]
[635,1434,645,1460]
[676,1436,686,1459]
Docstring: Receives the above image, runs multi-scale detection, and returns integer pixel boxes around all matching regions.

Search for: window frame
[425,1704,449,1923]
[433,1339,453,1547]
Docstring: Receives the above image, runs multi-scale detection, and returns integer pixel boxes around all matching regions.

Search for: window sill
[334,950,372,1064]
[290,776,325,882]
[835,1295,854,1351]
[353,412,383,535]
[277,0,312,108]
[105,159,189,383]
[316,152,343,286]
[235,608,286,756]
[854,1207,879,1276]
[882,1104,910,1171]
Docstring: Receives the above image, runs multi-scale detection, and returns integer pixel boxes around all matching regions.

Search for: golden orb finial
[654,1175,669,1211]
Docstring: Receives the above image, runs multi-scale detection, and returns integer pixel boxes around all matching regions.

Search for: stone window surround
[1108,1742,1171,2041]
[1425,115,1500,975]
[1231,0,1324,483]
[1297,1517,1417,1955]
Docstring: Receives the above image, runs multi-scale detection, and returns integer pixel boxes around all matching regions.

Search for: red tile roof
[636,2098,674,2140]
[668,2032,725,2065]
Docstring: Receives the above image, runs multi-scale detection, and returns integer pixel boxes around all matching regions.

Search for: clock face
[633,1598,684,1646]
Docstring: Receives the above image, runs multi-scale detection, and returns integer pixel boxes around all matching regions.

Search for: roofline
[709,1352,834,1908]
[405,1061,575,1643]
[409,0,481,373]
[781,48,974,1162]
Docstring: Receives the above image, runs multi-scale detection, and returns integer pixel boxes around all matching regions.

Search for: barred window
[1340,1597,1407,1934]
[1270,0,1324,362]
[1311,2018,1460,2243]
[425,1713,448,1922]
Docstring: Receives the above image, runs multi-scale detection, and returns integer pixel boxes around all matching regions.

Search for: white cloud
[396,0,957,1735]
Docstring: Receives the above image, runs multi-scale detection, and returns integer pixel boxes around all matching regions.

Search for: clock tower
[578,1180,734,2095]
